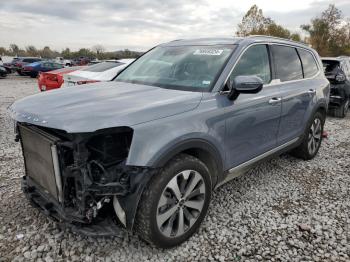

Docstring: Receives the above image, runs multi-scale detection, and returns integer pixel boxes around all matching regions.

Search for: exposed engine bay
[18,123,156,235]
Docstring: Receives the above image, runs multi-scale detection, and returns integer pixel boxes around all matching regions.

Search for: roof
[161,35,310,49]
[322,57,343,61]
[322,56,349,61]
[162,37,243,46]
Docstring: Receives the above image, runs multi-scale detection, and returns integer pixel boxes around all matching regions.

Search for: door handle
[307,89,316,95]
[268,97,282,105]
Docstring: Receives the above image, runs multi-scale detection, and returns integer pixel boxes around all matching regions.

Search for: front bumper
[22,175,124,236]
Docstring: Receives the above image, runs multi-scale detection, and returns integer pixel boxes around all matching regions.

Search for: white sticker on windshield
[202,80,211,85]
[193,49,224,56]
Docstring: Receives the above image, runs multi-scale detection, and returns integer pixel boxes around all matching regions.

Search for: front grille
[19,124,62,201]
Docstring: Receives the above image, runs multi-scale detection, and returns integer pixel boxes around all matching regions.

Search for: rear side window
[322,60,340,74]
[52,63,63,69]
[272,45,303,82]
[83,62,122,72]
[298,49,319,78]
[230,45,271,84]
[23,58,40,63]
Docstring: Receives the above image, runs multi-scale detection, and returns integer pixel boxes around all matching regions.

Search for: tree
[9,44,20,55]
[237,5,273,36]
[92,45,105,59]
[236,5,301,41]
[74,48,95,58]
[301,4,349,56]
[0,47,7,56]
[39,46,55,58]
[25,45,38,56]
[61,48,72,59]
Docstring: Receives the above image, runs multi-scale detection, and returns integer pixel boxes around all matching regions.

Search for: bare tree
[236,5,301,41]
[92,45,105,58]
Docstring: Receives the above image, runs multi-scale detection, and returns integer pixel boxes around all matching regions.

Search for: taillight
[25,66,33,71]
[77,80,100,85]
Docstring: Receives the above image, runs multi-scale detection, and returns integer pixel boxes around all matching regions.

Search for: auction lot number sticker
[193,49,224,56]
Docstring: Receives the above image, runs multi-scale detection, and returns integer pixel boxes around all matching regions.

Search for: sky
[1,0,350,52]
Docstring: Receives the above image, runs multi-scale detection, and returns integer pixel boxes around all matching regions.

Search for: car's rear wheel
[332,99,349,118]
[134,154,211,248]
[291,111,325,160]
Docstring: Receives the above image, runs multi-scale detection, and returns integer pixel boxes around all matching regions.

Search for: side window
[229,45,271,84]
[272,45,303,82]
[298,49,319,78]
[53,63,62,69]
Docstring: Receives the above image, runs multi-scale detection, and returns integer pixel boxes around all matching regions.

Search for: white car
[55,57,72,66]
[63,59,134,87]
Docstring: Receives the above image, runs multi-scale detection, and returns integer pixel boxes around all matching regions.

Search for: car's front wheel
[134,154,212,248]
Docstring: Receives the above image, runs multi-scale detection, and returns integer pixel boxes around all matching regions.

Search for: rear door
[271,45,319,144]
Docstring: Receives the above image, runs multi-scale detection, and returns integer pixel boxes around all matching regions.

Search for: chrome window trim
[219,42,321,91]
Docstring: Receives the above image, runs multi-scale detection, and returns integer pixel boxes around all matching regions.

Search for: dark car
[9,36,329,248]
[0,66,7,77]
[13,57,42,75]
[21,61,64,78]
[72,57,91,66]
[322,57,350,117]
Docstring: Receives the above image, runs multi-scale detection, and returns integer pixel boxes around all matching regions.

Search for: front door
[224,44,282,168]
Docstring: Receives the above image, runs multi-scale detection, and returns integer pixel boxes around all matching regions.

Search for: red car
[37,66,84,91]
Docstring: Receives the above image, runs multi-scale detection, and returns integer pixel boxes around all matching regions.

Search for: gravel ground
[0,75,349,261]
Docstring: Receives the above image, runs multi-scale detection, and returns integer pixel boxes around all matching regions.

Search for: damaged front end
[17,123,156,236]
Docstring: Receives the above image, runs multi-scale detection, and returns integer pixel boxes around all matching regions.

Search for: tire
[134,154,212,248]
[332,99,349,118]
[17,70,25,76]
[291,111,325,160]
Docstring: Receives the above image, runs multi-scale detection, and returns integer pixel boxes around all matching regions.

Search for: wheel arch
[150,139,224,187]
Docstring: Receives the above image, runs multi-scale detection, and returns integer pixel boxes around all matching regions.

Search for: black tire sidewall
[147,155,212,248]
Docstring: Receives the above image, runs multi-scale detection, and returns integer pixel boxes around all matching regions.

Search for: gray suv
[9,36,329,248]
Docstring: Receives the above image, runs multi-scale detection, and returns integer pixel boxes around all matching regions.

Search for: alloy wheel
[308,118,322,155]
[156,170,206,238]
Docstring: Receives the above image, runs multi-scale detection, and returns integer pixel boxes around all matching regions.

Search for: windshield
[115,45,235,91]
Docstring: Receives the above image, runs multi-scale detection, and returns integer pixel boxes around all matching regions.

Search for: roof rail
[247,35,309,47]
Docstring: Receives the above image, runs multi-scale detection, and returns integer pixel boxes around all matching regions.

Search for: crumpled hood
[9,81,203,133]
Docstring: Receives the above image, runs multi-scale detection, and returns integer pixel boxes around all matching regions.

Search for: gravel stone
[0,75,350,261]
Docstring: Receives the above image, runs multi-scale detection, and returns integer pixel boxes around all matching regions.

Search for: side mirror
[227,75,264,100]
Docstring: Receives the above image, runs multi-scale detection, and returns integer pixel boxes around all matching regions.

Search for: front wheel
[291,111,325,160]
[134,154,212,248]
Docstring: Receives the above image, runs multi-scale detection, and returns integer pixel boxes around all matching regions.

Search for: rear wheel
[291,111,325,160]
[134,154,212,248]
[332,99,349,118]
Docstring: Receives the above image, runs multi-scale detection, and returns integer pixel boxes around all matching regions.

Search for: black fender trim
[122,140,224,230]
[150,138,224,186]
